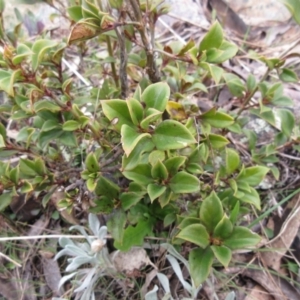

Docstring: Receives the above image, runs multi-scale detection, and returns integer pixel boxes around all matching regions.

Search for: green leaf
[223,73,245,97]
[147,183,166,202]
[121,125,151,156]
[164,156,186,175]
[86,177,97,192]
[58,131,77,147]
[223,226,261,250]
[152,120,196,150]
[140,109,163,130]
[178,217,202,229]
[201,63,223,84]
[107,208,126,244]
[247,74,257,92]
[279,68,298,82]
[114,218,154,251]
[158,188,173,207]
[280,0,300,24]
[122,138,155,171]
[0,135,5,148]
[123,164,153,185]
[0,69,22,97]
[41,120,60,132]
[12,43,33,65]
[200,191,223,233]
[213,215,233,239]
[151,160,168,180]
[127,97,144,125]
[67,5,83,21]
[199,21,223,51]
[121,192,144,210]
[236,166,269,186]
[200,108,234,128]
[148,150,165,165]
[225,148,240,175]
[278,109,295,136]
[95,175,120,199]
[34,100,61,113]
[31,39,57,71]
[142,82,170,112]
[177,224,210,248]
[237,186,261,210]
[101,99,133,131]
[169,171,200,193]
[85,153,100,172]
[211,245,232,268]
[19,158,38,177]
[62,120,81,131]
[0,191,14,211]
[189,247,214,286]
[207,134,229,149]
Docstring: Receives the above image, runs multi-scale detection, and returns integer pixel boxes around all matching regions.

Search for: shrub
[0,0,298,296]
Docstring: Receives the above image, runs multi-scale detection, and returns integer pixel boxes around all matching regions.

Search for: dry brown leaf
[245,285,273,300]
[110,247,155,275]
[260,193,300,271]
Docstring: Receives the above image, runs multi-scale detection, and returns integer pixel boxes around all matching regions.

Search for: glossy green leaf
[0,69,22,97]
[107,208,126,244]
[278,108,295,136]
[158,188,173,207]
[200,191,223,233]
[280,0,300,24]
[237,186,261,210]
[123,164,153,185]
[177,217,202,230]
[189,247,214,286]
[247,74,257,92]
[31,39,57,71]
[142,82,170,112]
[223,226,261,250]
[201,63,223,84]
[199,21,223,51]
[58,131,77,147]
[169,171,200,193]
[34,100,61,113]
[207,134,229,149]
[62,120,80,131]
[213,215,233,239]
[101,99,133,131]
[177,224,209,248]
[126,97,144,125]
[147,183,166,202]
[114,218,154,251]
[0,135,5,148]
[67,5,83,21]
[152,120,196,150]
[279,68,298,82]
[86,177,97,192]
[211,245,232,267]
[120,192,144,210]
[148,150,165,165]
[225,148,240,175]
[164,156,186,175]
[229,200,240,224]
[122,138,155,171]
[85,153,100,172]
[223,73,245,97]
[151,160,168,180]
[12,43,32,65]
[121,124,151,157]
[200,108,234,128]
[0,191,14,211]
[140,109,162,130]
[95,175,120,199]
[236,166,269,186]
